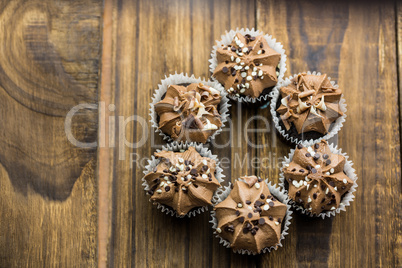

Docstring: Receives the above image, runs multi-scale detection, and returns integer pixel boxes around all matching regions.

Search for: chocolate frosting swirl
[276,73,343,135]
[155,83,222,143]
[144,147,221,216]
[283,140,353,215]
[213,33,281,98]
[214,176,287,253]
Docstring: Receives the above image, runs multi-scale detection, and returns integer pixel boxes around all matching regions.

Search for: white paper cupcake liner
[279,142,358,219]
[149,73,230,143]
[269,71,347,145]
[210,178,293,255]
[209,28,287,103]
[142,141,225,218]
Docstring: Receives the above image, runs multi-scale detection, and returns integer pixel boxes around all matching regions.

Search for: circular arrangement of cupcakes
[143,28,357,255]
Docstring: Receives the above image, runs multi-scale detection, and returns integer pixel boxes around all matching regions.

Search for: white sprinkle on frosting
[216,227,222,233]
[237,203,243,208]
[343,178,347,184]
[202,174,208,179]
[156,189,162,194]
[263,204,270,211]
[255,182,260,189]
[330,168,335,174]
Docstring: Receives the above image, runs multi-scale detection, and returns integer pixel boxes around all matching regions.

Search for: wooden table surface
[0,0,401,267]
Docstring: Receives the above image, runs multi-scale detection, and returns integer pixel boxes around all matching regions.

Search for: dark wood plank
[0,0,101,266]
[257,0,401,267]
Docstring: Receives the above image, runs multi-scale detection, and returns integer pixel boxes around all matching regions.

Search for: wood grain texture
[257,0,402,267]
[2,0,401,267]
[0,0,101,266]
[102,0,402,267]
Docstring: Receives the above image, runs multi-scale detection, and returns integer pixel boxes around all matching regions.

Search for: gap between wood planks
[396,1,402,192]
[98,0,113,267]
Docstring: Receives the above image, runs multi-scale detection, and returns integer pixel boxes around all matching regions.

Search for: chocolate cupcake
[143,142,224,217]
[270,71,347,144]
[150,73,230,143]
[210,28,286,103]
[279,140,358,218]
[211,176,292,255]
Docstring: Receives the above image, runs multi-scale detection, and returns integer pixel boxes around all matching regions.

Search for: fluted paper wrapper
[209,28,287,103]
[279,142,358,219]
[142,141,225,218]
[269,71,347,145]
[150,73,230,143]
[210,179,292,255]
